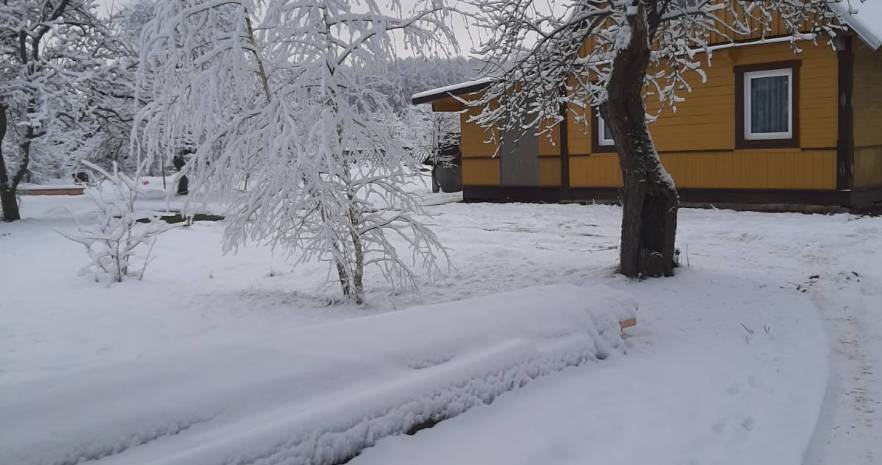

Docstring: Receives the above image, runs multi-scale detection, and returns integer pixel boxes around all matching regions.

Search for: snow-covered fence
[0,284,636,465]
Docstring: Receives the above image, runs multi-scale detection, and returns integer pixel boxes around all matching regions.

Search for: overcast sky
[96,0,483,56]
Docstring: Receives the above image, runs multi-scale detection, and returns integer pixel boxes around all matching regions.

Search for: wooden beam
[559,93,571,199]
[837,35,855,190]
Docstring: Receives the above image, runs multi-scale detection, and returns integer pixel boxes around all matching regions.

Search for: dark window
[597,114,614,146]
[591,109,617,153]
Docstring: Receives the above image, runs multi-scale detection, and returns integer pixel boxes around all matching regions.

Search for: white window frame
[597,115,615,146]
[743,67,793,141]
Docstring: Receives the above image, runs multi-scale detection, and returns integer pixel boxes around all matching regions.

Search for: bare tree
[468,0,848,277]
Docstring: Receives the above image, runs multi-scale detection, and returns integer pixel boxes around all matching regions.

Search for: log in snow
[0,284,635,465]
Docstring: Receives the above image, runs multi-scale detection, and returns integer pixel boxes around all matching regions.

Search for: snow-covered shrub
[60,161,175,283]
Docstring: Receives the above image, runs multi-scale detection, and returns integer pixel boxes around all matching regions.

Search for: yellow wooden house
[413,8,882,209]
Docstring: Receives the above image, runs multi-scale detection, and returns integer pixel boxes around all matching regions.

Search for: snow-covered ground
[1,180,880,465]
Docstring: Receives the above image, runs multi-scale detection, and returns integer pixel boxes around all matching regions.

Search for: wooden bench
[18,185,85,196]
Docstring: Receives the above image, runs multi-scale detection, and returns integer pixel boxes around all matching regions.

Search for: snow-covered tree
[0,0,125,221]
[80,0,156,174]
[469,0,850,277]
[136,0,460,303]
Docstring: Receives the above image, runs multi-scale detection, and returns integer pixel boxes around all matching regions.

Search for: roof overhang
[411,78,493,106]
[835,0,882,49]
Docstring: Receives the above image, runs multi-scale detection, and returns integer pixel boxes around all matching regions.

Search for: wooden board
[18,186,85,196]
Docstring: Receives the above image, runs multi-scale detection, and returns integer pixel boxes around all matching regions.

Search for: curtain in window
[750,75,789,134]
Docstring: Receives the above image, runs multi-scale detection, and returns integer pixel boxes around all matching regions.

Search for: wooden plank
[18,186,85,196]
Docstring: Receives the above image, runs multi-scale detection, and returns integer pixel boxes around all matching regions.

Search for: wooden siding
[462,158,500,185]
[537,103,592,156]
[456,41,839,191]
[432,96,465,112]
[704,4,813,46]
[660,150,835,189]
[567,103,592,155]
[853,42,882,188]
[647,42,837,151]
[538,157,562,186]
[855,147,882,188]
[570,150,836,189]
[537,121,561,156]
[460,106,499,159]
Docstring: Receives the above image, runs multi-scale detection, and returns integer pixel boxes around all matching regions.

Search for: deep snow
[1,284,634,465]
[1,180,881,464]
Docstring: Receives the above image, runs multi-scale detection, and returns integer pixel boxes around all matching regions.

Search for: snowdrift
[0,284,635,465]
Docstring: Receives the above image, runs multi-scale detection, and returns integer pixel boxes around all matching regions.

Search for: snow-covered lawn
[1,185,880,465]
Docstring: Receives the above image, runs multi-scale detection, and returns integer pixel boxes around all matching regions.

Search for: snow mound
[0,284,635,465]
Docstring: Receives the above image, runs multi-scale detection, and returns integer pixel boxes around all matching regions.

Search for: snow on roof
[835,0,882,49]
[411,77,494,104]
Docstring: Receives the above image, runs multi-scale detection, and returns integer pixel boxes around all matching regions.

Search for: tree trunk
[348,204,365,305]
[0,188,18,223]
[0,103,21,222]
[601,3,678,278]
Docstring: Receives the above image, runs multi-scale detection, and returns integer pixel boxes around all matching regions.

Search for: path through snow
[801,216,882,465]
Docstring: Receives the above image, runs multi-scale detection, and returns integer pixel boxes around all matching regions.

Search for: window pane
[603,119,614,141]
[750,75,789,134]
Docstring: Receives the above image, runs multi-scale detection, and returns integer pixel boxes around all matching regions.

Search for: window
[592,110,616,152]
[735,61,799,148]
[597,115,615,146]
[744,68,792,140]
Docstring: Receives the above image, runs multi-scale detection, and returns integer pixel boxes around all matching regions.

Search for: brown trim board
[851,186,882,209]
[463,185,853,206]
[559,97,571,197]
[734,60,801,149]
[836,35,855,190]
[464,185,565,203]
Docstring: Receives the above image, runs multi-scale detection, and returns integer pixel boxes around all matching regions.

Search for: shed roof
[411,78,493,105]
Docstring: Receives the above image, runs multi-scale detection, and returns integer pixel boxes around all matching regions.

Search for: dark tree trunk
[0,103,21,222]
[601,3,678,278]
